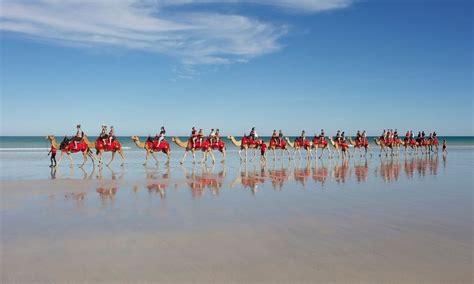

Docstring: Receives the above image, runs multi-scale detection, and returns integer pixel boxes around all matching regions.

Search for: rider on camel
[74,124,84,150]
[278,130,284,145]
[156,126,166,148]
[300,130,306,142]
[198,129,204,146]
[191,127,198,146]
[271,130,278,143]
[319,129,326,144]
[215,129,220,143]
[100,124,108,145]
[108,126,115,145]
[209,128,216,144]
[249,127,258,142]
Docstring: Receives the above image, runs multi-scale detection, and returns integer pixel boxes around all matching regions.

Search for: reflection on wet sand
[293,160,312,187]
[96,187,118,207]
[230,164,266,195]
[52,156,442,204]
[353,159,369,183]
[182,165,226,198]
[312,161,329,187]
[404,155,439,179]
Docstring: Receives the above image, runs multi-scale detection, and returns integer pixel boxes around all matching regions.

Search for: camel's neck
[173,137,188,148]
[82,136,95,148]
[132,138,145,149]
[229,136,241,147]
[285,137,295,148]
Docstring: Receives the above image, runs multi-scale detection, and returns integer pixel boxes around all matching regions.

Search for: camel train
[46,128,440,168]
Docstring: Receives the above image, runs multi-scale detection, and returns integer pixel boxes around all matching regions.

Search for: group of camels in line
[46,133,438,168]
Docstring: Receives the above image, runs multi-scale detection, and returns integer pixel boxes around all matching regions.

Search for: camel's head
[131,136,138,141]
[227,136,233,139]
[46,135,54,141]
[171,137,176,142]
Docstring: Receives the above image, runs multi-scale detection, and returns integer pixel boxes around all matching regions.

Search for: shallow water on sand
[1,148,473,283]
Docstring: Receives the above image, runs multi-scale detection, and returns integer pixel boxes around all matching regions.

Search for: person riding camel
[271,130,278,143]
[209,128,216,144]
[300,130,306,142]
[336,130,341,143]
[249,127,258,142]
[156,126,166,148]
[100,124,108,145]
[190,127,198,147]
[198,129,204,146]
[74,124,84,150]
[320,129,326,143]
[356,130,362,143]
[215,129,220,143]
[108,126,115,145]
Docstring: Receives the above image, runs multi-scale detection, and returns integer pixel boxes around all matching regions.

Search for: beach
[0,137,472,283]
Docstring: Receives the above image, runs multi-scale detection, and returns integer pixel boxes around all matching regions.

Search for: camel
[348,137,372,157]
[311,136,332,159]
[172,137,225,164]
[227,136,264,161]
[131,136,171,165]
[374,137,396,157]
[46,135,95,168]
[284,137,312,159]
[83,136,124,167]
[330,137,349,159]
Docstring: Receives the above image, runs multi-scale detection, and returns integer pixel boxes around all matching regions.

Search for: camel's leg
[80,152,87,168]
[286,149,291,160]
[119,150,125,166]
[151,152,159,164]
[56,152,65,167]
[143,151,150,166]
[107,152,115,167]
[210,151,216,164]
[251,148,257,162]
[192,151,196,164]
[180,151,188,164]
[165,151,170,165]
[238,149,243,161]
[272,148,276,160]
[67,153,74,168]
[221,148,226,162]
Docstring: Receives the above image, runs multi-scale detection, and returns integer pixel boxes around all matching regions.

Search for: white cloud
[0,0,352,64]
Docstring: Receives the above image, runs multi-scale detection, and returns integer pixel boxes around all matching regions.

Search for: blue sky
[1,0,472,136]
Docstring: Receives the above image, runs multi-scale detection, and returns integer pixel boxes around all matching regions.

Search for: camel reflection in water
[333,159,351,184]
[230,163,267,195]
[96,187,118,207]
[182,164,226,198]
[353,159,369,183]
[293,160,312,187]
[404,155,439,180]
[312,160,329,187]
[145,165,171,199]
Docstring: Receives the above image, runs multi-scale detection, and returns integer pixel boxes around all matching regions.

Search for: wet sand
[1,151,473,283]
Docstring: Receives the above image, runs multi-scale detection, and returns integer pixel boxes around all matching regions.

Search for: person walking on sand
[48,144,57,167]
[260,142,267,163]
[442,139,447,155]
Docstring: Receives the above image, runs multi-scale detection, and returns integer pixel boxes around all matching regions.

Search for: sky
[1,0,472,136]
